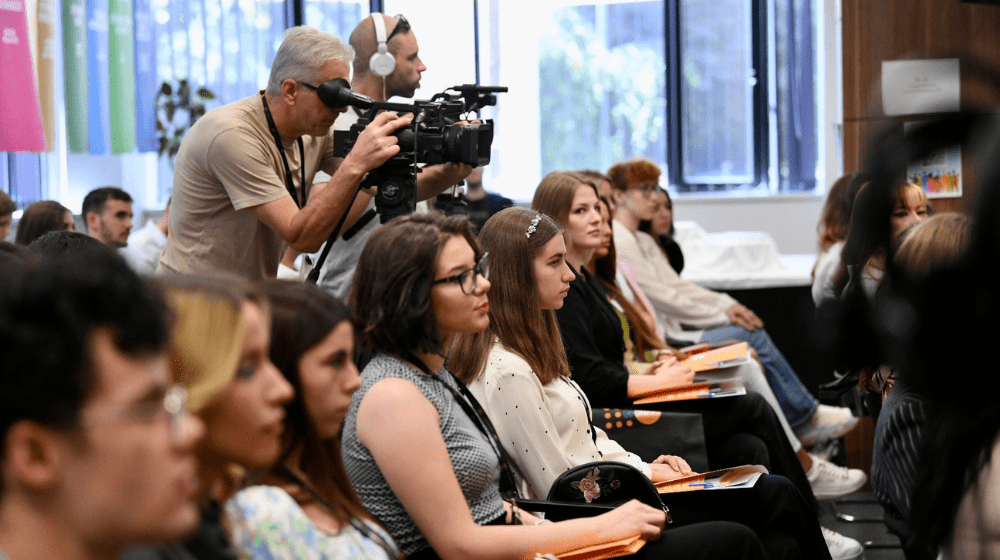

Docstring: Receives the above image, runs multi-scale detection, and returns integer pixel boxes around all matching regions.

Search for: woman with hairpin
[451,206,831,560]
[226,280,402,560]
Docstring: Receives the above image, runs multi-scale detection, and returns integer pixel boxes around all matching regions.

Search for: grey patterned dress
[341,353,506,558]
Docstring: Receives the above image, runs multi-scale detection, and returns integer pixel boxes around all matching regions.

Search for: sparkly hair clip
[526,214,543,239]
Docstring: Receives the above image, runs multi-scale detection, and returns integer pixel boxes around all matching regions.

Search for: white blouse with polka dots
[467,341,651,500]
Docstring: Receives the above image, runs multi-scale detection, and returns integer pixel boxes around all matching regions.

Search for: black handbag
[517,461,672,523]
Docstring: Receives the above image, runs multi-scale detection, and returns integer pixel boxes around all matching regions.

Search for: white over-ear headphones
[369,13,395,78]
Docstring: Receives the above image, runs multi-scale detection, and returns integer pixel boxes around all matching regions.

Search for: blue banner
[133,0,156,152]
[86,0,110,155]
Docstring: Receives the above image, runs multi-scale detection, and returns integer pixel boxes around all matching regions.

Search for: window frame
[666,0,817,196]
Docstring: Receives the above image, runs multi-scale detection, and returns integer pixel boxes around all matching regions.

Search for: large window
[5,0,821,205]
[676,0,757,187]
[479,0,820,200]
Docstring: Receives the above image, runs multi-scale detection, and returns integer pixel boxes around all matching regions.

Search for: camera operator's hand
[341,111,414,177]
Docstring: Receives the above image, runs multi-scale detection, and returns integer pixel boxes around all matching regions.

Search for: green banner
[62,0,87,153]
[108,0,134,153]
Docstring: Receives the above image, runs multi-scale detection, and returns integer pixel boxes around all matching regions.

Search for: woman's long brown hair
[590,198,667,359]
[449,208,571,385]
[254,279,376,527]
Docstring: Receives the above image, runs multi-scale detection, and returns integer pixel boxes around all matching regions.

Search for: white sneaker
[807,455,867,499]
[821,526,864,560]
[795,404,860,447]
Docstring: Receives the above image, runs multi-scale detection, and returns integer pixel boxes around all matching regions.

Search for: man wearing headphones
[159,26,413,280]
[312,13,475,298]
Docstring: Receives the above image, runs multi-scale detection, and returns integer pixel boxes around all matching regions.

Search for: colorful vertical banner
[36,0,56,151]
[62,0,88,153]
[109,0,134,153]
[133,0,156,152]
[87,0,110,155]
[0,0,46,152]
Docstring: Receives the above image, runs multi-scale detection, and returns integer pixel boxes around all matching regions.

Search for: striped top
[871,381,929,521]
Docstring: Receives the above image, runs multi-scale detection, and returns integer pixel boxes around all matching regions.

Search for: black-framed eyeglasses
[432,252,489,295]
[386,14,411,43]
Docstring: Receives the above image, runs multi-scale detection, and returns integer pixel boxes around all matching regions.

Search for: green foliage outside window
[538,8,665,175]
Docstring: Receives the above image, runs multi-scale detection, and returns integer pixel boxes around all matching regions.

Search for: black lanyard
[261,92,307,208]
[397,351,521,500]
[561,376,599,446]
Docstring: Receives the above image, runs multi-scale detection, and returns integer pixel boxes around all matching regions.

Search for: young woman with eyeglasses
[339,213,760,560]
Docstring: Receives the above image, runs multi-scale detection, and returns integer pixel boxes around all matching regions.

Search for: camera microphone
[317,78,374,110]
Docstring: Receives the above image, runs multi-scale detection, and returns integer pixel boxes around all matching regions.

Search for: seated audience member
[123,199,170,276]
[606,158,856,447]
[533,172,863,560]
[591,197,864,498]
[227,280,401,560]
[27,230,110,258]
[82,187,134,248]
[831,180,927,301]
[123,275,294,560]
[451,207,831,560]
[0,250,203,560]
[576,169,614,204]
[637,187,684,274]
[0,191,14,241]
[869,213,969,533]
[812,173,864,305]
[342,213,765,560]
[14,200,75,246]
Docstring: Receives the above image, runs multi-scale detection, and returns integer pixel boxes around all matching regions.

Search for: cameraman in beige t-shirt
[158,26,413,280]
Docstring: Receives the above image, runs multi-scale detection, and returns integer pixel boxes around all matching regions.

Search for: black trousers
[408,521,767,560]
[662,474,832,560]
[639,391,819,512]
[629,520,766,560]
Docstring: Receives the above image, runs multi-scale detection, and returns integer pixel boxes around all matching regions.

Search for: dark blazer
[555,265,632,408]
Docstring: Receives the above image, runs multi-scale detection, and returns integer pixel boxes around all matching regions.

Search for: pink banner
[0,0,46,152]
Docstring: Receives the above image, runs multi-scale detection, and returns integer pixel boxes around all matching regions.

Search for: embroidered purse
[518,461,671,523]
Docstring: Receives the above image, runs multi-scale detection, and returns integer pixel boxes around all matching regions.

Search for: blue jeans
[699,325,818,428]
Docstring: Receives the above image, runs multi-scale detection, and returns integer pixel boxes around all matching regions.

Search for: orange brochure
[655,465,768,494]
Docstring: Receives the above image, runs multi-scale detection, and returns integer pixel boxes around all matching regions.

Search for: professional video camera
[326,83,507,223]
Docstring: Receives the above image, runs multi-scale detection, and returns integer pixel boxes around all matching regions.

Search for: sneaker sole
[812,475,867,500]
[798,418,861,448]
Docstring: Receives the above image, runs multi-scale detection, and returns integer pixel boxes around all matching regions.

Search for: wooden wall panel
[842,0,1000,211]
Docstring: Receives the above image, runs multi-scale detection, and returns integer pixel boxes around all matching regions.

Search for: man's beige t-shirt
[158,93,337,280]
